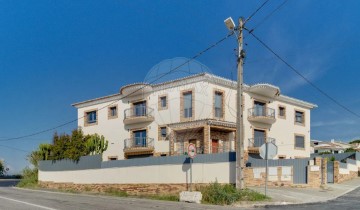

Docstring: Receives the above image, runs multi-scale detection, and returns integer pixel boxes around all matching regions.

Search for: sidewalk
[247,177,360,206]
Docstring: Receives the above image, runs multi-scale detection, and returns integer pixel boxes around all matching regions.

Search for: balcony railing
[123,106,154,124]
[248,137,276,148]
[177,146,204,155]
[176,143,234,155]
[247,107,276,124]
[124,137,154,150]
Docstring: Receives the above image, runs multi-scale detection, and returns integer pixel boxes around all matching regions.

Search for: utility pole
[224,16,245,190]
[235,17,245,190]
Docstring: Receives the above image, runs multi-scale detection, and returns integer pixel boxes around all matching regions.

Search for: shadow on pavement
[0,179,20,187]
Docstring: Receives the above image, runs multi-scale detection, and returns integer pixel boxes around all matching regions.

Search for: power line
[0,33,234,142]
[250,0,288,32]
[0,144,29,153]
[246,30,360,119]
[244,0,270,24]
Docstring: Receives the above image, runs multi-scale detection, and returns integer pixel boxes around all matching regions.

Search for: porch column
[169,130,176,156]
[229,131,236,151]
[203,125,210,154]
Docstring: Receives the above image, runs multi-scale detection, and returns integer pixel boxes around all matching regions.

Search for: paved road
[263,186,360,210]
[0,179,359,210]
[0,180,241,210]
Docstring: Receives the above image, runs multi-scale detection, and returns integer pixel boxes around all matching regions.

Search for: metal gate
[327,162,334,183]
[247,157,309,184]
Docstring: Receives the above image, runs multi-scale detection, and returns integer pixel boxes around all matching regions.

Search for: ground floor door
[254,129,266,147]
[327,161,334,183]
[212,139,219,153]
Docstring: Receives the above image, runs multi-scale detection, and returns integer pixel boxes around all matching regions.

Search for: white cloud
[312,119,357,127]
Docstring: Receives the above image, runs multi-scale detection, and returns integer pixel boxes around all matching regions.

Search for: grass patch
[141,194,179,202]
[63,189,79,194]
[16,167,38,188]
[199,182,269,205]
[83,186,92,192]
[104,188,128,197]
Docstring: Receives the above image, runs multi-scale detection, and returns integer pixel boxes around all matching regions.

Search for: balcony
[248,137,276,153]
[120,83,152,97]
[247,107,276,124]
[123,106,154,125]
[124,137,154,154]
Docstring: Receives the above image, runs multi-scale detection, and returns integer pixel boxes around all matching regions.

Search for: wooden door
[212,139,219,153]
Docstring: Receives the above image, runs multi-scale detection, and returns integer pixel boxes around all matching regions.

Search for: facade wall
[78,100,126,160]
[75,74,315,160]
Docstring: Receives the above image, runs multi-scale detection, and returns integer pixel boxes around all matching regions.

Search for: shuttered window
[214,92,223,118]
[295,135,305,149]
[183,92,192,118]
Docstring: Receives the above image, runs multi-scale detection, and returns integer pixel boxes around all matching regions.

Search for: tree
[0,160,4,176]
[30,129,109,163]
[349,139,360,144]
[85,134,108,155]
[51,132,70,161]
[28,143,52,168]
[345,148,356,153]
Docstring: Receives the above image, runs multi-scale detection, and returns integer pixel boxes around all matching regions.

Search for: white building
[72,73,317,160]
[311,139,352,154]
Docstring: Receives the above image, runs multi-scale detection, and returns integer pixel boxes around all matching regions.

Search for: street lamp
[224,17,236,31]
[224,17,245,190]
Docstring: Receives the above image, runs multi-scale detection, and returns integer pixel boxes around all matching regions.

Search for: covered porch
[168,119,236,156]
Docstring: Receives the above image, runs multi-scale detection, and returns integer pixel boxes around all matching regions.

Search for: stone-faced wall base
[38,182,210,195]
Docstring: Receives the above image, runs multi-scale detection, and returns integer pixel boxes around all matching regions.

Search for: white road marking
[0,195,57,210]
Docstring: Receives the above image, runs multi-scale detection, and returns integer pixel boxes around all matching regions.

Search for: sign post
[259,142,277,196]
[179,143,202,204]
[188,143,196,192]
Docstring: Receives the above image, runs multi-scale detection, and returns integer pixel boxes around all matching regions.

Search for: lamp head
[224,17,236,31]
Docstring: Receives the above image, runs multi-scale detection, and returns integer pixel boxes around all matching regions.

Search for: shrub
[326,156,336,162]
[199,182,268,205]
[17,167,38,188]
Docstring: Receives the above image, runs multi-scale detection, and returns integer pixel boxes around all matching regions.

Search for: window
[158,94,168,110]
[254,101,266,116]
[158,95,168,110]
[108,106,118,119]
[160,126,167,140]
[295,110,305,124]
[108,156,118,161]
[253,129,266,147]
[183,92,193,118]
[214,91,223,118]
[134,101,146,116]
[161,97,167,108]
[279,106,286,118]
[278,155,286,159]
[295,135,305,149]
[85,110,97,125]
[133,130,147,147]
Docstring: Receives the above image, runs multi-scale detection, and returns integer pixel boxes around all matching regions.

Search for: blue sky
[0,0,359,174]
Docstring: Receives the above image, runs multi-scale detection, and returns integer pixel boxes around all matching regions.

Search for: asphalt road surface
[264,186,360,210]
[0,180,240,210]
[0,180,359,210]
